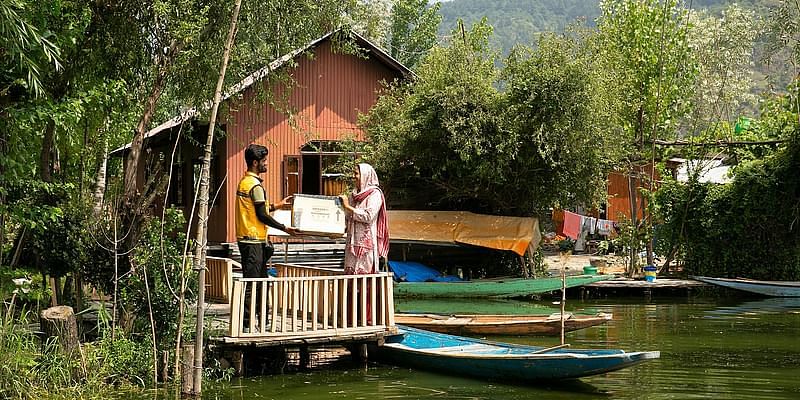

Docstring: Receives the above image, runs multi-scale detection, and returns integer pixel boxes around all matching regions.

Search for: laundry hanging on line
[560,211,616,240]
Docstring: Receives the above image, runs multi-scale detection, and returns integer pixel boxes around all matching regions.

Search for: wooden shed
[112,31,410,245]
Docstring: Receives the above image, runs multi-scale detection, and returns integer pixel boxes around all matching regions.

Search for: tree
[501,33,617,210]
[763,0,800,125]
[0,0,61,102]
[594,0,697,272]
[361,20,613,216]
[386,0,442,69]
[684,5,760,136]
[361,20,507,212]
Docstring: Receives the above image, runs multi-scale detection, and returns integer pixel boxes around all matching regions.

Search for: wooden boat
[393,275,613,299]
[394,312,613,336]
[692,276,800,297]
[372,326,660,381]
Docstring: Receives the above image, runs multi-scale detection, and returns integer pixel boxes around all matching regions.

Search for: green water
[177,297,800,399]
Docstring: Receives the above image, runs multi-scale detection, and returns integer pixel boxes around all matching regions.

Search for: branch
[651,139,787,147]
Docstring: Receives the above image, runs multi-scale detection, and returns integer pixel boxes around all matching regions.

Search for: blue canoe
[692,276,800,297]
[372,326,660,381]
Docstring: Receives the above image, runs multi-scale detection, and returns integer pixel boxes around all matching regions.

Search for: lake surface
[183,296,800,399]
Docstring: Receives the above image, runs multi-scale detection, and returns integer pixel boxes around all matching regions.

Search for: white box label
[291,194,345,236]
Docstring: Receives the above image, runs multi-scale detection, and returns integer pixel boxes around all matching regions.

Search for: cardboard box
[266,209,292,237]
[291,194,346,237]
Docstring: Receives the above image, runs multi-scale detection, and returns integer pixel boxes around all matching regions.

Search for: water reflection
[129,297,800,400]
[706,297,800,317]
[204,366,608,400]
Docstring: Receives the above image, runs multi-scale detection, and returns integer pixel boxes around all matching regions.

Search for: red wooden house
[112,31,410,245]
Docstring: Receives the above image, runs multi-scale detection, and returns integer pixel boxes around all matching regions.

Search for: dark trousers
[239,241,274,328]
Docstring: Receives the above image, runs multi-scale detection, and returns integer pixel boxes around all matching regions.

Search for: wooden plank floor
[206,303,397,348]
[585,278,709,289]
[213,330,396,348]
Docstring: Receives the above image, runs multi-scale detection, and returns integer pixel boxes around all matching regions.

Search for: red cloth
[562,211,582,240]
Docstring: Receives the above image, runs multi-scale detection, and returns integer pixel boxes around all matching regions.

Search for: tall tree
[764,0,800,125]
[594,0,697,272]
[386,0,442,69]
[684,5,760,135]
[189,0,242,393]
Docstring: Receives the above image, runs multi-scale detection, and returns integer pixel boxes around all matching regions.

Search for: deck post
[299,345,310,370]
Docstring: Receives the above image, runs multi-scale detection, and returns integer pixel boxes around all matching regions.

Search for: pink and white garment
[597,219,614,236]
[343,164,389,275]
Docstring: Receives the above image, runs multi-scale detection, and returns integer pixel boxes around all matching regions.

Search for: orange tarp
[387,210,541,256]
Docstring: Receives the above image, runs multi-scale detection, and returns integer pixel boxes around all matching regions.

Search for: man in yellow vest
[236,144,296,331]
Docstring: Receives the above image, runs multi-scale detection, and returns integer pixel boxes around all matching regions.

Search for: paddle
[531,343,571,354]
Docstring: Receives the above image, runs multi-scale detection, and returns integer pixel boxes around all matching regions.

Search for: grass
[0,298,153,400]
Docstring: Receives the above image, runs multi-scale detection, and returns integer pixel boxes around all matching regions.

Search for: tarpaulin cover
[387,210,541,256]
[387,261,462,282]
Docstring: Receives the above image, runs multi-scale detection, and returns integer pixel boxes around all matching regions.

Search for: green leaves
[0,0,62,98]
[361,21,612,215]
[386,0,442,70]
[596,0,696,147]
[654,82,800,279]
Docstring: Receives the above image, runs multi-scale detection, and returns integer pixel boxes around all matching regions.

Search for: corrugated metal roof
[110,30,410,156]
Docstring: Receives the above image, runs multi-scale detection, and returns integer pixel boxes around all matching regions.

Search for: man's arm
[255,202,287,231]
[250,185,285,230]
[251,185,294,233]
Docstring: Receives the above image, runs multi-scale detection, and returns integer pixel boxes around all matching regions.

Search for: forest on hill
[438,0,769,55]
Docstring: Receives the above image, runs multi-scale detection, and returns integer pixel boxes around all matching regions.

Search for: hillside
[438,0,770,55]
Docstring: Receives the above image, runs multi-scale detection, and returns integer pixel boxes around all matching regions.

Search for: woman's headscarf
[350,163,389,258]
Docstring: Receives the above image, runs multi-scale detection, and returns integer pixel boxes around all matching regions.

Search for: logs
[181,343,195,395]
[39,305,79,357]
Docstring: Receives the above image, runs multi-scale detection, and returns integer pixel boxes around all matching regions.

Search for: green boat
[393,275,613,299]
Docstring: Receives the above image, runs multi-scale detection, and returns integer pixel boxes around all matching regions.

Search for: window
[283,140,363,197]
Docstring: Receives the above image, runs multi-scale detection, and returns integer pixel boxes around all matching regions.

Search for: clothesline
[562,211,616,241]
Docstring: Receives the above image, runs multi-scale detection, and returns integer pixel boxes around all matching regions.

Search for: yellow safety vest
[235,172,268,241]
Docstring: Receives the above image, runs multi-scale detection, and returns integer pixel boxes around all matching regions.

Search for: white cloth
[587,217,597,235]
[343,190,384,274]
[597,219,614,236]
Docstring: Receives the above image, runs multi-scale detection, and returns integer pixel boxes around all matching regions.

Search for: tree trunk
[627,172,638,276]
[641,184,654,266]
[123,39,182,203]
[51,276,61,306]
[40,306,80,357]
[192,1,243,395]
[74,272,84,325]
[92,131,108,217]
[40,119,55,182]
[161,350,169,382]
[62,275,73,306]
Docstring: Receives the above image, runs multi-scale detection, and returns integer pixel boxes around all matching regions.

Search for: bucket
[583,266,598,275]
[643,265,657,282]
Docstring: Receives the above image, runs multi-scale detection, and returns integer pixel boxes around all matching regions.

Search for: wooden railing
[229,264,395,339]
[274,263,342,278]
[205,256,239,304]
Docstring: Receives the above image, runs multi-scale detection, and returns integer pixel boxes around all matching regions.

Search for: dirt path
[542,251,627,276]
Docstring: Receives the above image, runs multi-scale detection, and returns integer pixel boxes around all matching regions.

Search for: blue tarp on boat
[388,261,462,283]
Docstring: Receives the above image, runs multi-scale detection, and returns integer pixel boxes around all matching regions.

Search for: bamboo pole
[190,0,242,395]
[558,251,570,346]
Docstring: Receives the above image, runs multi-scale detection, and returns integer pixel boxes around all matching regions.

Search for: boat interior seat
[391,343,513,355]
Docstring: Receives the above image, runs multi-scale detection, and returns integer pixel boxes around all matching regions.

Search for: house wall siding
[607,164,659,222]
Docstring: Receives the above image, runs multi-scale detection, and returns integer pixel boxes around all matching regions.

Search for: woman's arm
[347,191,382,224]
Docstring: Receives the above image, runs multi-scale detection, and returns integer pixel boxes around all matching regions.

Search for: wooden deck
[585,278,709,289]
[218,263,397,347]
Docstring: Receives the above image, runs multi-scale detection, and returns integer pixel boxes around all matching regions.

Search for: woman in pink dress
[339,163,389,275]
